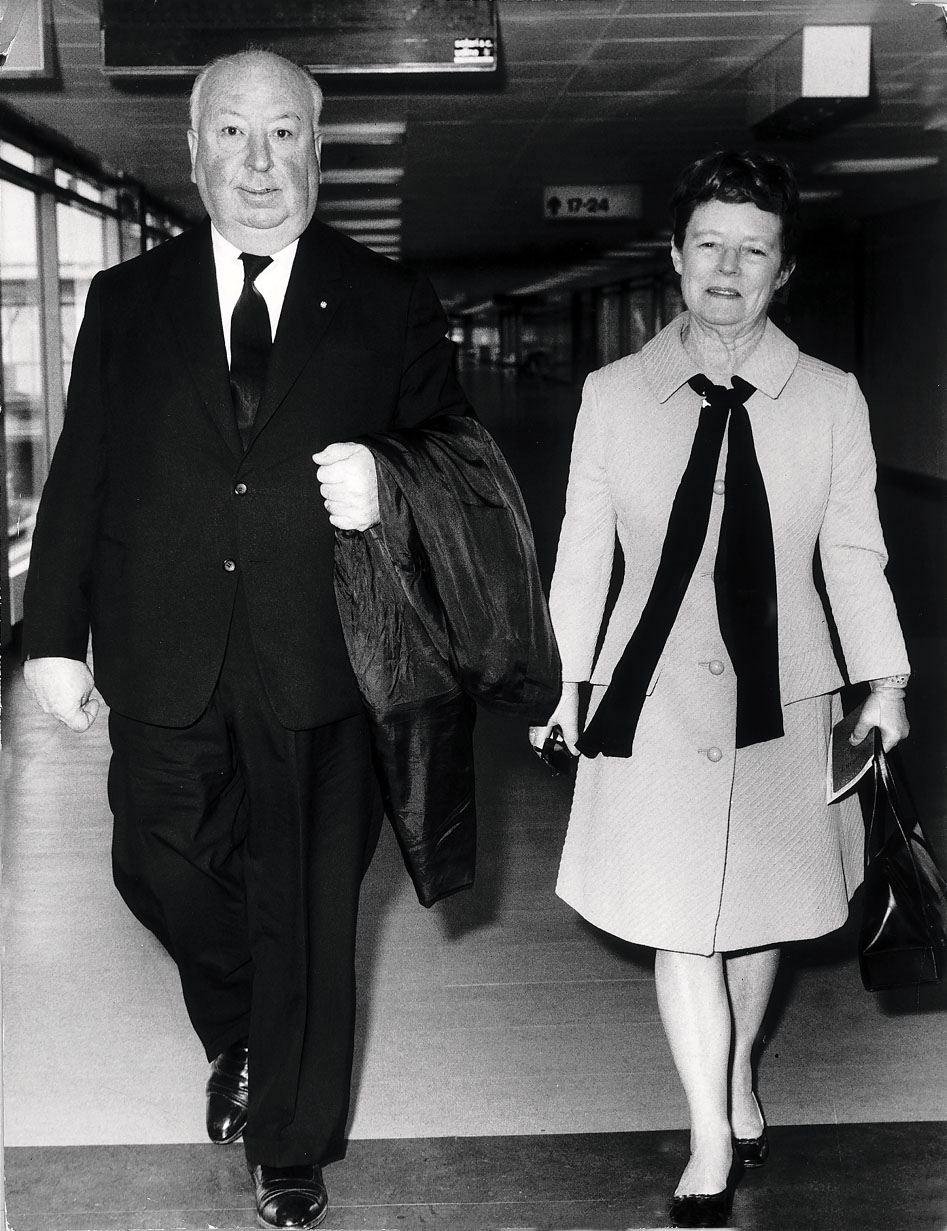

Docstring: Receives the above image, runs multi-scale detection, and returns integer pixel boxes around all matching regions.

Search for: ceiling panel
[0,0,944,306]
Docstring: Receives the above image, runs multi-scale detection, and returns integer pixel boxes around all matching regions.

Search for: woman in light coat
[530,151,909,1228]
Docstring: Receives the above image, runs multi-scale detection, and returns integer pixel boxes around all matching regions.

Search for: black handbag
[532,725,578,779]
[859,731,947,991]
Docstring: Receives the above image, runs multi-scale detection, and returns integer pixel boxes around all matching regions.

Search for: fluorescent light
[318,198,402,212]
[601,249,663,259]
[924,108,947,132]
[799,188,843,201]
[606,239,671,253]
[346,232,402,244]
[320,168,404,185]
[459,300,495,316]
[331,218,401,232]
[319,122,406,145]
[816,156,940,174]
[512,266,604,296]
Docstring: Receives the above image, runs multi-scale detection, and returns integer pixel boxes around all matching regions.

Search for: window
[0,142,37,174]
[57,201,120,395]
[0,179,47,614]
[0,127,187,639]
[54,168,104,204]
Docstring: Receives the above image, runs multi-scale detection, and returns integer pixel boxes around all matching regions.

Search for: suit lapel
[160,220,244,457]
[248,219,345,446]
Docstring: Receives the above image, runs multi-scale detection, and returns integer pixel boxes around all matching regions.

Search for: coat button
[708,660,725,675]
[223,559,236,572]
[713,479,726,495]
[706,746,723,762]
[234,483,247,496]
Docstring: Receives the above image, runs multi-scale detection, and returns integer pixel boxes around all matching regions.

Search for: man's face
[188,55,321,255]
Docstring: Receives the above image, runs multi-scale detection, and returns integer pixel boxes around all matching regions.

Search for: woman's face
[671,198,793,333]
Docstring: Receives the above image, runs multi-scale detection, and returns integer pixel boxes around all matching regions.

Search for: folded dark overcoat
[333,415,561,906]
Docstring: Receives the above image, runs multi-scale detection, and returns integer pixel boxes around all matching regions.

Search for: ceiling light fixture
[348,232,403,245]
[331,218,401,232]
[317,198,403,212]
[613,239,672,251]
[319,122,406,145]
[511,263,613,296]
[815,155,940,174]
[320,168,404,185]
[458,300,495,316]
[747,25,874,140]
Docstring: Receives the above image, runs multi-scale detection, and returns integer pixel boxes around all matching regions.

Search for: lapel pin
[320,300,328,309]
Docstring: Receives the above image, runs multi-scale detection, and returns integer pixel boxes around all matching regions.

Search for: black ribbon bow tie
[577,372,783,759]
[230,252,273,449]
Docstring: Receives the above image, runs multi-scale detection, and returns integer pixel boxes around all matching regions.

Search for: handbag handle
[866,729,930,894]
[868,727,912,828]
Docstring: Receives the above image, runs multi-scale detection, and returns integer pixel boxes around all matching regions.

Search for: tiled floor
[2,367,945,1229]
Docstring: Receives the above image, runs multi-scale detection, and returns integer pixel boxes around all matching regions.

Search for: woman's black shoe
[733,1126,769,1167]
[668,1156,739,1228]
[668,1188,731,1228]
[732,1093,769,1167]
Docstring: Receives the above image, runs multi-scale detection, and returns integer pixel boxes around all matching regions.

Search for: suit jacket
[549,312,910,700]
[22,217,471,729]
[333,415,562,907]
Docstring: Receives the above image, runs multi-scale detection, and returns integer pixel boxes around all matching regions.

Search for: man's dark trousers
[108,587,383,1166]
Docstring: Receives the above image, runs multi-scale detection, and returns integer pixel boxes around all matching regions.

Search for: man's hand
[23,656,100,732]
[312,442,379,531]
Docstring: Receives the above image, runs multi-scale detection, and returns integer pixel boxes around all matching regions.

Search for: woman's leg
[654,949,733,1195]
[724,946,780,1138]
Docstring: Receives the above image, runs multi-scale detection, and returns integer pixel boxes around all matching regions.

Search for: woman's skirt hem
[555,888,855,957]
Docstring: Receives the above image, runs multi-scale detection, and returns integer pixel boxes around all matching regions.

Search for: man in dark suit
[23,49,470,1229]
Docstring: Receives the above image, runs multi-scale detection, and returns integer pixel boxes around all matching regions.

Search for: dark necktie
[577,373,783,758]
[230,252,273,448]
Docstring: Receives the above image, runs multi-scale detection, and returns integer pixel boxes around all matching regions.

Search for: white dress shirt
[210,225,298,367]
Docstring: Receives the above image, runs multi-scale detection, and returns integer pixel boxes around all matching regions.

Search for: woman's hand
[529,681,581,755]
[850,689,910,752]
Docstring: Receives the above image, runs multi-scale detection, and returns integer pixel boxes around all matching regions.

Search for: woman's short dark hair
[670,150,800,271]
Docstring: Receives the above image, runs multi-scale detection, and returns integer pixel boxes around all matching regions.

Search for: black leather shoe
[732,1093,769,1167]
[205,1042,249,1144]
[668,1156,739,1228]
[668,1189,731,1228]
[733,1126,769,1168]
[249,1164,328,1229]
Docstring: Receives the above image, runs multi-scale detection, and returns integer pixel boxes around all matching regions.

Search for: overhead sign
[100,0,498,76]
[543,185,642,221]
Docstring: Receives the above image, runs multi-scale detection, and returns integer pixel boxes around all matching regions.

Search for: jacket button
[223,559,236,572]
[713,479,725,495]
[706,746,723,762]
[234,483,247,496]
[708,660,725,675]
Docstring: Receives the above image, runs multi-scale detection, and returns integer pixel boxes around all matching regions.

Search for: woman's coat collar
[640,311,800,403]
